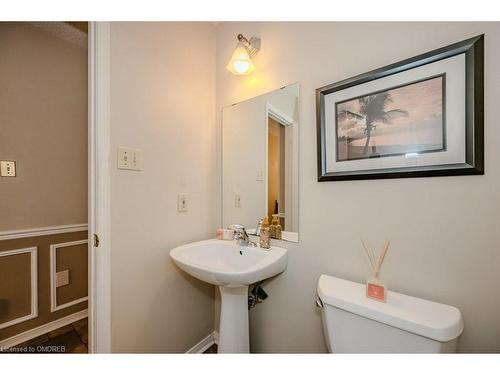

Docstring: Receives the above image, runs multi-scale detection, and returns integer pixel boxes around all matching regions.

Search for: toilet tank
[317,275,464,353]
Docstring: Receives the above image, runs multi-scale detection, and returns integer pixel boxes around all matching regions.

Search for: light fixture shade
[226,43,255,75]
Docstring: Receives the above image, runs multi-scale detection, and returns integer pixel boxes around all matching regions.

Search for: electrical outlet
[117,147,143,171]
[178,193,188,212]
[56,270,69,287]
[0,161,16,177]
[235,193,241,208]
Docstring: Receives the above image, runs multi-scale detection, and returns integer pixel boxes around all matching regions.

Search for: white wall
[222,97,267,230]
[110,22,217,353]
[216,22,500,353]
[267,85,299,124]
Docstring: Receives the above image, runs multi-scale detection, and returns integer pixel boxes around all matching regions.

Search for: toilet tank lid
[317,275,463,342]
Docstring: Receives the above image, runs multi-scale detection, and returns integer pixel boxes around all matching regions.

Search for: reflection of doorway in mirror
[268,117,286,229]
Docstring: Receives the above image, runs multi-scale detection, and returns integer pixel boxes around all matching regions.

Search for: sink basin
[170,239,288,287]
[170,239,288,353]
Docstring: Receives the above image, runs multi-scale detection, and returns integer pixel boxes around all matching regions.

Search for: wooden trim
[49,240,89,313]
[88,21,112,354]
[0,309,88,350]
[267,103,294,126]
[186,331,218,353]
[0,247,38,330]
[0,224,88,241]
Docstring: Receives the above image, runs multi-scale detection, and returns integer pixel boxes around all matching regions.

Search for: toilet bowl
[317,275,464,353]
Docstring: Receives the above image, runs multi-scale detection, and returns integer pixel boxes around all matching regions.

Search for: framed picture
[316,35,484,181]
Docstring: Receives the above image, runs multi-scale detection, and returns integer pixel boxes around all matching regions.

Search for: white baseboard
[186,331,218,354]
[0,309,88,350]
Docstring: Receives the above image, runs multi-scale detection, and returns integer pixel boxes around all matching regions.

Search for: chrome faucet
[228,224,257,247]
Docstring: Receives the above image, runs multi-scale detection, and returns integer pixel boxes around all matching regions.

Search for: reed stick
[361,238,376,272]
[376,240,391,274]
[361,238,391,277]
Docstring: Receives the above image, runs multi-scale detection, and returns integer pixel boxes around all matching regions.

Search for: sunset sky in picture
[337,76,444,148]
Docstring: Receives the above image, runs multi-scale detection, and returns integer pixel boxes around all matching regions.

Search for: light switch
[56,270,70,287]
[178,193,188,212]
[235,193,241,208]
[256,170,264,181]
[0,161,16,177]
[118,147,143,171]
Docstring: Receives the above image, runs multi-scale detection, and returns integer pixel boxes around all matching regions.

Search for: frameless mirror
[222,83,299,242]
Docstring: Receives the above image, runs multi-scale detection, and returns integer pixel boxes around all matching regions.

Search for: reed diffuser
[361,238,391,302]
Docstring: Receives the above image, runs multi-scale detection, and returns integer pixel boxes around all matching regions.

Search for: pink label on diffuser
[367,282,386,302]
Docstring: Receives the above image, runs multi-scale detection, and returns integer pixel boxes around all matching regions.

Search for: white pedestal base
[217,285,249,353]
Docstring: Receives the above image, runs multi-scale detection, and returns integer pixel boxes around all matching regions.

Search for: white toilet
[317,275,464,353]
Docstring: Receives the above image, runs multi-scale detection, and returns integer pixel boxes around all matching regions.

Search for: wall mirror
[222,83,299,242]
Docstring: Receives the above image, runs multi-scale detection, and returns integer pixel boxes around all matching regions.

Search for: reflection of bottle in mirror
[269,220,276,238]
[259,216,271,249]
[271,214,282,240]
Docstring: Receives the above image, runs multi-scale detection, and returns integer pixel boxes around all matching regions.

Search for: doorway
[0,21,89,353]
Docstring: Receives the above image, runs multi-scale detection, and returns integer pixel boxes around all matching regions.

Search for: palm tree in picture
[339,92,409,156]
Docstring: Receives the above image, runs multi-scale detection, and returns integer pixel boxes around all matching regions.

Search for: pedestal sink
[170,239,288,353]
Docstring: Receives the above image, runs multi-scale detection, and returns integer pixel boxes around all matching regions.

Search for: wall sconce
[226,34,261,75]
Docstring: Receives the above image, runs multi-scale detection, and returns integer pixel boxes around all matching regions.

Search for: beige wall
[0,22,88,231]
[110,22,217,353]
[56,242,88,306]
[216,22,500,353]
[0,252,32,324]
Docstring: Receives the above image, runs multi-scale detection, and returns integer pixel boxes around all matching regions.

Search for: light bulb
[233,60,251,74]
[226,43,255,75]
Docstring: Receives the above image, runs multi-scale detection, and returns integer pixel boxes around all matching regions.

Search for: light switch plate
[178,193,188,212]
[117,147,143,171]
[56,270,70,287]
[256,170,264,181]
[0,161,16,177]
[235,193,241,208]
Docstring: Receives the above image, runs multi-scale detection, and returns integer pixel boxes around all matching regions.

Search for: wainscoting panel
[50,240,89,312]
[0,230,88,341]
[0,247,38,330]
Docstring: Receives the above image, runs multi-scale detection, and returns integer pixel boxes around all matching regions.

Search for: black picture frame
[316,34,484,181]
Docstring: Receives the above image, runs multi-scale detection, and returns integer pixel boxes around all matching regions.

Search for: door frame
[88,21,112,353]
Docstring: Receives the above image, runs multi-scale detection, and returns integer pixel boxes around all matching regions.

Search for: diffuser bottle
[366,273,386,302]
[271,214,282,240]
[362,239,391,303]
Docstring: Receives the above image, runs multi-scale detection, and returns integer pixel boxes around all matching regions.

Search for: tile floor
[10,318,88,354]
[9,321,217,354]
